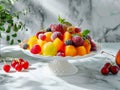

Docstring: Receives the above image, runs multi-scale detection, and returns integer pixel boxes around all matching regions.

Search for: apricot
[53,38,64,51]
[83,39,91,54]
[115,50,120,67]
[76,46,87,56]
[44,32,52,42]
[65,45,77,56]
[63,31,72,41]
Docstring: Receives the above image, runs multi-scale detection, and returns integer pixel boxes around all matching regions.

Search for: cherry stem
[101,51,115,57]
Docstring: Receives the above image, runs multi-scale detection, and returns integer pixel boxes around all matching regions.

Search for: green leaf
[13,24,18,32]
[6,26,11,33]
[17,39,21,43]
[7,19,13,23]
[0,5,3,11]
[10,39,14,45]
[12,33,17,37]
[72,34,80,37]
[58,16,72,26]
[0,33,2,38]
[82,29,90,38]
[6,35,10,41]
[0,26,5,31]
[18,24,21,29]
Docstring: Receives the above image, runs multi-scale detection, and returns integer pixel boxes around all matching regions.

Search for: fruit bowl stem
[48,59,78,76]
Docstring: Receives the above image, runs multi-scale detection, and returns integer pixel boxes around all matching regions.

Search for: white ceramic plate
[21,43,101,61]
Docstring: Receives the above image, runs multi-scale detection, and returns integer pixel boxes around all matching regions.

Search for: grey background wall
[1,0,120,44]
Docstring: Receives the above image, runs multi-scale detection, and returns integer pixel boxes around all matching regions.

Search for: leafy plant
[58,16,72,26]
[0,0,28,45]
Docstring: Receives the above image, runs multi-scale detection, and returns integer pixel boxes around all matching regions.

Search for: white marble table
[0,43,120,90]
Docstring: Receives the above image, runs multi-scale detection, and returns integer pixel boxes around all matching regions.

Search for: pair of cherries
[101,51,120,75]
[101,62,119,75]
[3,58,29,72]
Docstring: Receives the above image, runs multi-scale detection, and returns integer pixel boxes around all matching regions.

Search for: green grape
[43,42,57,56]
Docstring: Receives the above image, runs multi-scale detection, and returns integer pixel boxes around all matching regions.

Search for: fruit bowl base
[48,59,78,76]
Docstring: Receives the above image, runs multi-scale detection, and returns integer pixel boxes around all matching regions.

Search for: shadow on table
[57,57,116,90]
[0,74,47,90]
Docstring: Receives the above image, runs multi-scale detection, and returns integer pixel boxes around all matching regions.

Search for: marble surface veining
[0,0,120,44]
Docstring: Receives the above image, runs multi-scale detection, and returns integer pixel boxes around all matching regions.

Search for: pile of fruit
[21,16,97,57]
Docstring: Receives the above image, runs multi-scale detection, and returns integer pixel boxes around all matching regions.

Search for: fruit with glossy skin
[65,45,77,56]
[38,34,46,40]
[83,39,91,54]
[21,61,29,69]
[30,44,41,54]
[110,66,119,74]
[15,64,22,72]
[46,28,51,32]
[51,31,63,41]
[44,32,52,42]
[76,46,87,56]
[42,42,57,56]
[104,62,112,68]
[115,50,120,67]
[101,67,109,75]
[36,31,45,39]
[90,41,97,51]
[65,39,73,45]
[22,43,29,49]
[11,60,19,68]
[3,64,11,72]
[56,51,65,57]
[53,38,64,51]
[75,27,81,33]
[63,31,72,41]
[50,24,64,33]
[72,36,84,46]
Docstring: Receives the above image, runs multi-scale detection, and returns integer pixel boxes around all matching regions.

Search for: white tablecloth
[0,43,120,90]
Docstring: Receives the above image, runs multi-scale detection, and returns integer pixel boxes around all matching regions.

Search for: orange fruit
[63,31,72,41]
[27,36,38,49]
[44,32,52,42]
[116,50,120,67]
[53,38,64,51]
[76,46,87,56]
[83,39,91,54]
[65,45,77,56]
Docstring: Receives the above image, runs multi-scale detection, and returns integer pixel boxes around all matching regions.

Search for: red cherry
[30,44,41,54]
[75,27,81,33]
[101,67,109,75]
[36,31,45,39]
[19,58,24,63]
[15,64,22,72]
[110,66,119,74]
[104,62,112,69]
[56,51,65,57]
[22,61,29,69]
[11,60,18,68]
[38,34,46,40]
[3,64,11,73]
